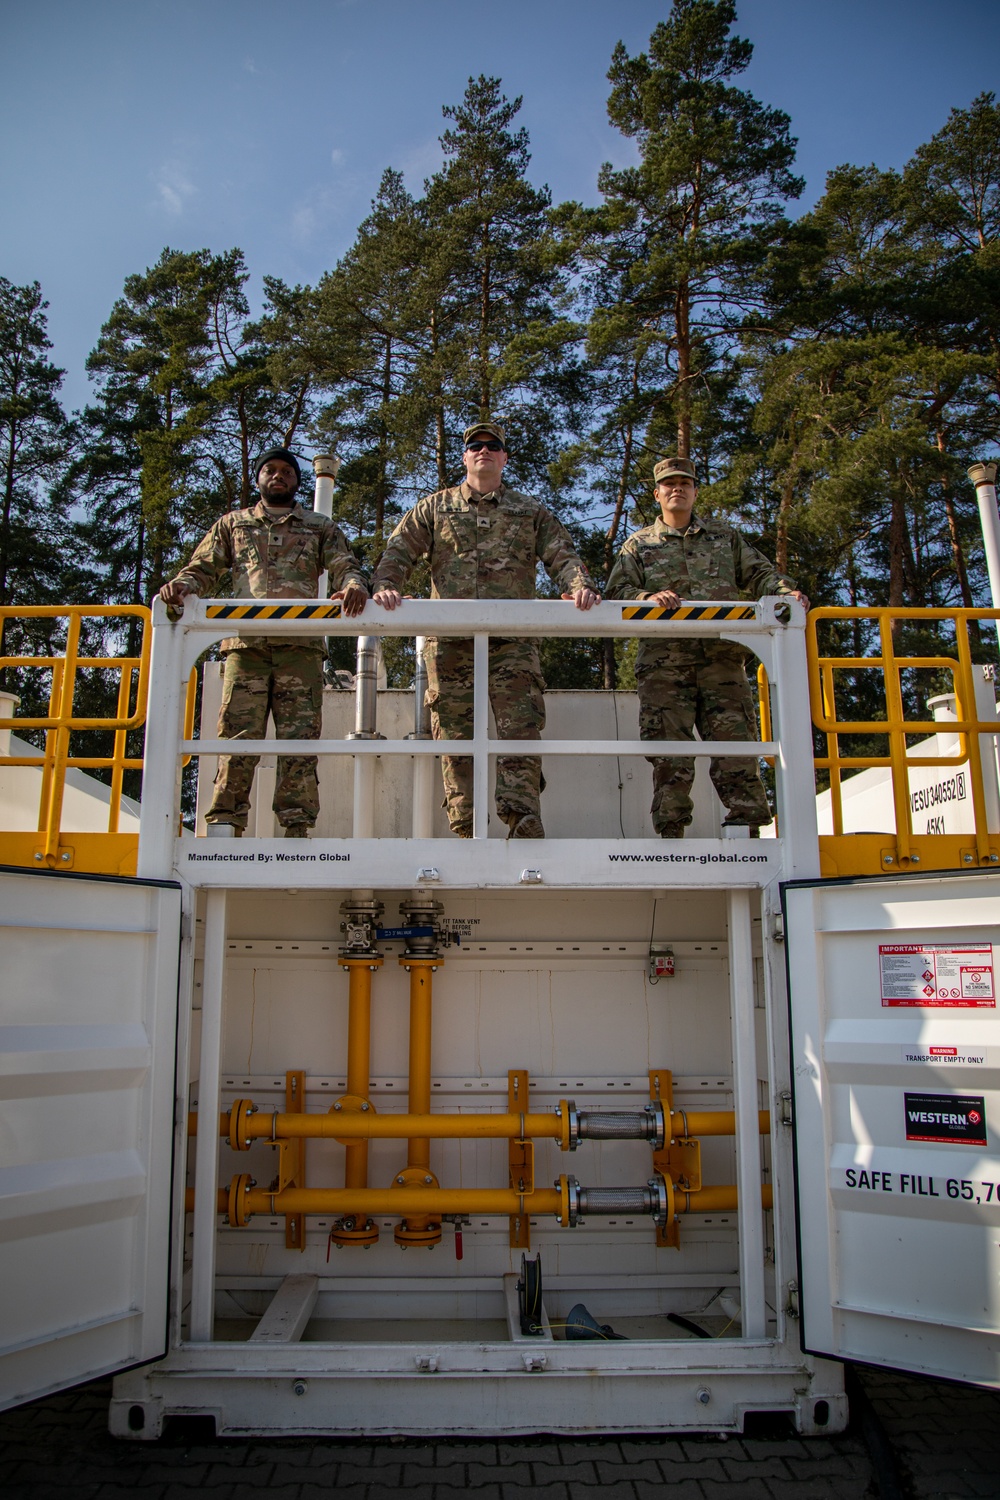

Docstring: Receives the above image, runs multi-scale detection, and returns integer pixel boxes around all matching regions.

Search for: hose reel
[516,1252,544,1336]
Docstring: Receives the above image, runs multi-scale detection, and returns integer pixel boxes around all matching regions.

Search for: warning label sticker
[879,943,995,1008]
[901,1045,990,1067]
[904,1092,988,1145]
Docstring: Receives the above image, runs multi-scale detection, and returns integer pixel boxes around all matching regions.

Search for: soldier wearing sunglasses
[372,422,599,839]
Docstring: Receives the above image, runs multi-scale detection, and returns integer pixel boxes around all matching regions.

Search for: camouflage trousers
[424,637,545,833]
[637,646,770,833]
[207,644,324,830]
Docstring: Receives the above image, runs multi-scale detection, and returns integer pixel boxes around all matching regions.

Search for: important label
[901,1045,989,1067]
[904,1092,988,1145]
[879,943,995,1008]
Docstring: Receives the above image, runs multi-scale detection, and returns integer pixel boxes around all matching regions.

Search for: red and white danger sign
[879,943,995,1008]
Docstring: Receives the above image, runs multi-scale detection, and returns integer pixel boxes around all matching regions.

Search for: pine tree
[0,278,72,611]
[421,76,586,500]
[73,248,307,630]
[300,170,432,555]
[597,0,802,460]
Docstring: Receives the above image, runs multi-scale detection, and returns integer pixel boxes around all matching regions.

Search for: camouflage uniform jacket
[171,499,367,653]
[606,514,797,669]
[371,483,594,599]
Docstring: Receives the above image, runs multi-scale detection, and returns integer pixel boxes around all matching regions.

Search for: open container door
[0,867,181,1410]
[784,871,1000,1386]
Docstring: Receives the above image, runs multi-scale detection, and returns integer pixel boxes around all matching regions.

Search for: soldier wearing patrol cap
[606,457,809,837]
[372,421,600,838]
[159,447,369,836]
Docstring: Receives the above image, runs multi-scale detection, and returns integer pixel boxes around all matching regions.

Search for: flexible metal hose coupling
[563,1173,669,1228]
[563,1100,666,1150]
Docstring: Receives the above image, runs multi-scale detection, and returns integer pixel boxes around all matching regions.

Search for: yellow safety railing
[4,602,999,881]
[0,605,198,874]
[805,607,1000,878]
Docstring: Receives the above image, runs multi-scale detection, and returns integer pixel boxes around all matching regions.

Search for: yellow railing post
[952,617,993,865]
[878,613,913,866]
[806,605,1000,877]
[1,604,151,873]
[41,611,82,864]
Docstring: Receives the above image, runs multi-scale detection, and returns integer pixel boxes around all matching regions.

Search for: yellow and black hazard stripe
[621,603,756,621]
[206,602,343,620]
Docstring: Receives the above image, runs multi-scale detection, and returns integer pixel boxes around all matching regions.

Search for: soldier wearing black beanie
[255,447,302,487]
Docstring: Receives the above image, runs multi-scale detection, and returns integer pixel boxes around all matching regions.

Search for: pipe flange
[228,1173,254,1228]
[560,1174,582,1228]
[229,1099,255,1153]
[645,1100,667,1149]
[561,1101,580,1151]
[392,1166,442,1248]
[329,1093,375,1146]
[647,1172,672,1229]
[328,1215,379,1248]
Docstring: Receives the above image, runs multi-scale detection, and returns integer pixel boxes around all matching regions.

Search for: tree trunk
[0,420,16,609]
[375,335,392,551]
[775,464,796,576]
[598,417,636,692]
[936,431,981,650]
[601,638,617,691]
[604,419,634,580]
[431,307,447,490]
[888,481,909,643]
[237,388,250,506]
[282,378,309,449]
[479,229,492,416]
[675,279,691,459]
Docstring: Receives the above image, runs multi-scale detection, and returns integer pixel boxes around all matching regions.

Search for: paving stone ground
[1,1365,997,1499]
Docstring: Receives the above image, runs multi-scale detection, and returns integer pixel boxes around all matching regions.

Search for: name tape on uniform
[621,604,757,621]
[206,602,344,620]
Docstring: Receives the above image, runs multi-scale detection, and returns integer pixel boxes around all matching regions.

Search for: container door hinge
[786,1281,800,1320]
[779,1090,793,1126]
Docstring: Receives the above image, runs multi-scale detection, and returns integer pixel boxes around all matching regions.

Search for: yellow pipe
[186,1182,773,1218]
[240,1111,566,1141]
[339,956,382,1191]
[197,1107,772,1143]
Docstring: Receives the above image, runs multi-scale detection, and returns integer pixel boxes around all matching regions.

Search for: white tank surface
[3,591,999,1441]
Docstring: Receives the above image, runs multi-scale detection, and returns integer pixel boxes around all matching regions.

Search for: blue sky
[4,0,1000,413]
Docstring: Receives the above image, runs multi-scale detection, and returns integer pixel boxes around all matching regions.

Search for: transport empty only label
[901,1044,989,1066]
[904,1091,988,1145]
[879,942,995,1007]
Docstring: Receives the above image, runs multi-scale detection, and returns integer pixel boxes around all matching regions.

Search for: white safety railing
[138,596,816,880]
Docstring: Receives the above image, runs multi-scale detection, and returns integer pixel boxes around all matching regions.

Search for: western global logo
[904,1091,988,1145]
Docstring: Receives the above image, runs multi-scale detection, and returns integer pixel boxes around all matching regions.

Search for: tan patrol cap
[463,421,507,449]
[653,457,697,484]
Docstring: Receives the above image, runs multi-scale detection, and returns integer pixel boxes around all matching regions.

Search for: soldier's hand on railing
[646,590,682,608]
[159,580,195,620]
[332,581,369,617]
[159,579,194,609]
[562,587,602,611]
[373,589,403,611]
[787,589,810,611]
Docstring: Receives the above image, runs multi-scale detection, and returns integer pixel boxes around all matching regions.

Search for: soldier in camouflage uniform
[606,457,809,838]
[159,447,368,836]
[372,422,599,838]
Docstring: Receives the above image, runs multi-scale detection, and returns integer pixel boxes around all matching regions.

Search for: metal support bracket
[282,1070,306,1251]
[649,1068,679,1249]
[508,1068,532,1249]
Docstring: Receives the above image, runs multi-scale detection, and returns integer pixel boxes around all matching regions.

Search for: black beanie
[255,447,302,484]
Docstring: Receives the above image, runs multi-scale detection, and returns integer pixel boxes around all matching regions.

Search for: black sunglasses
[465,439,505,453]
